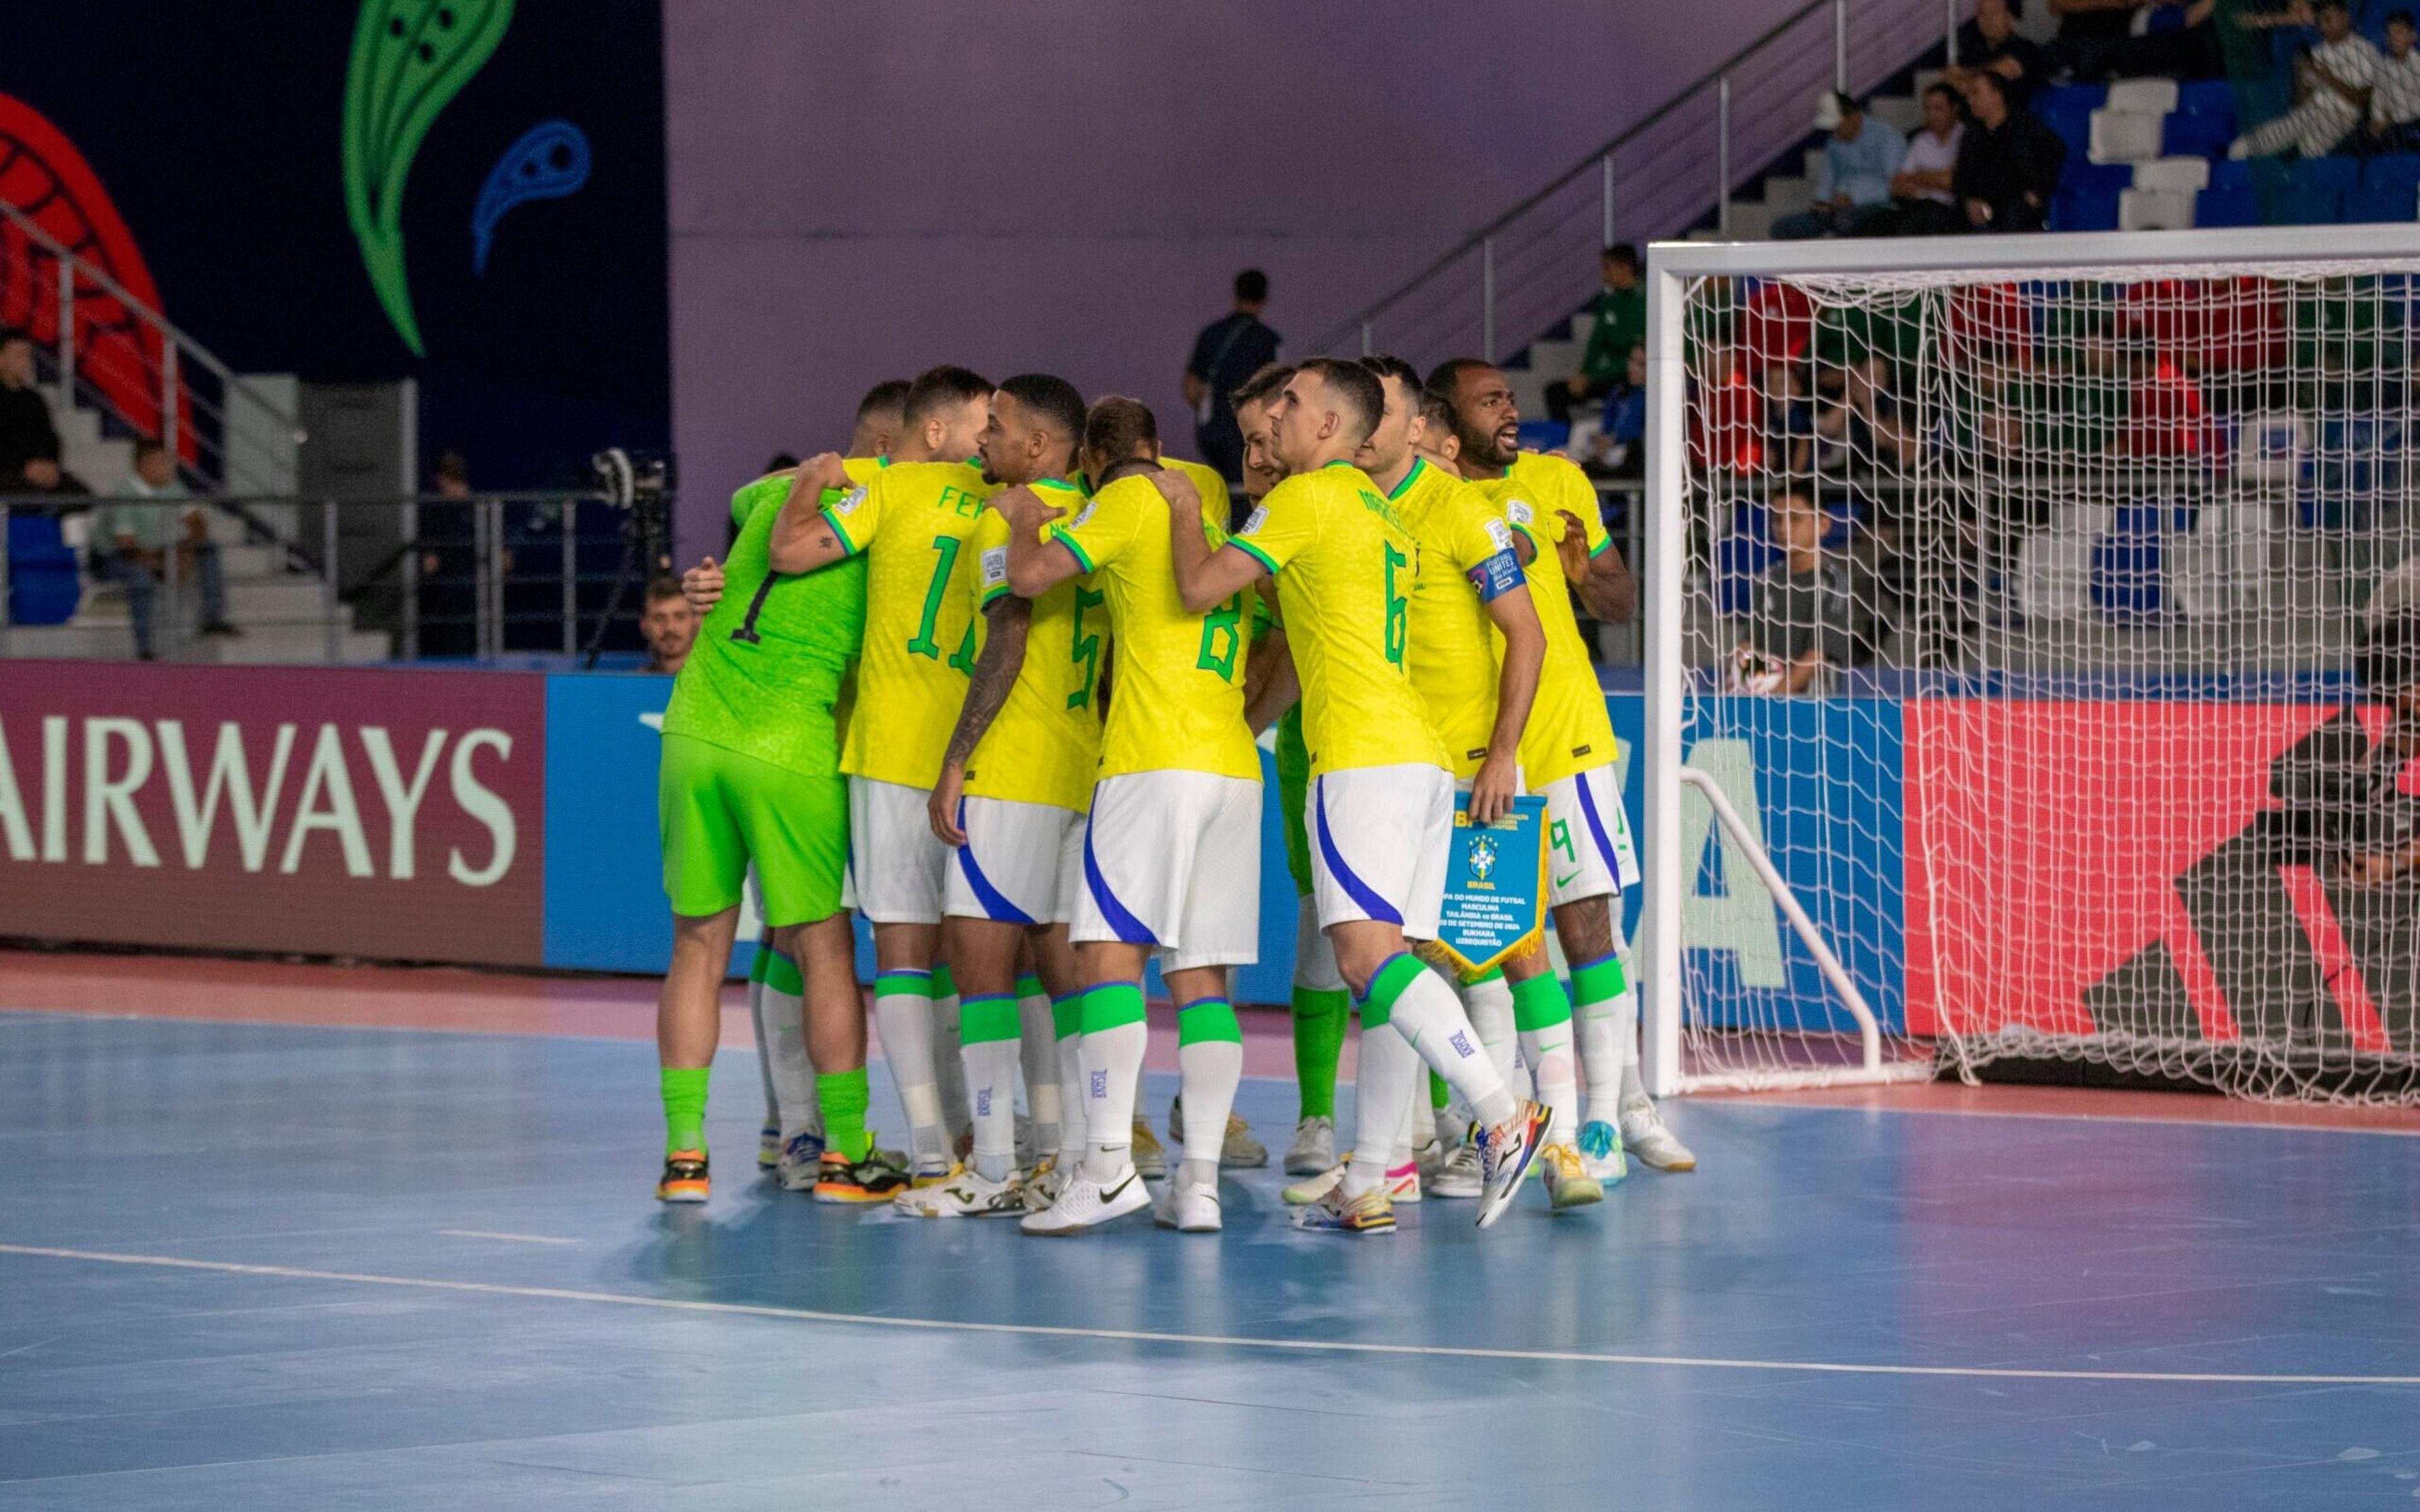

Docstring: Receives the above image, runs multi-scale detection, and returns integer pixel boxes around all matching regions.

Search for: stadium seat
[2361,152,2420,192]
[2089,108,2167,164]
[2104,78,2181,115]
[2121,186,2195,229]
[2091,503,2184,622]
[2133,157,2211,192]
[2236,410,2307,490]
[2051,190,2122,231]
[2272,185,2343,224]
[5,513,81,627]
[2343,183,2417,223]
[2175,79,2235,117]
[1517,419,1570,452]
[2064,162,2134,197]
[2206,157,2256,193]
[2290,156,2361,195]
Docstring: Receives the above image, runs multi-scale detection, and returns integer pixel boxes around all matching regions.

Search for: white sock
[1614,949,1649,1106]
[1079,1019,1148,1183]
[1463,974,1518,1087]
[1344,1022,1420,1198]
[1386,968,1518,1129]
[872,972,948,1164]
[1521,1017,1580,1147]
[759,952,820,1142]
[958,1000,1023,1184]
[1053,994,1087,1171]
[1175,997,1243,1189]
[931,976,969,1148]
[1017,981,1061,1154]
[747,972,779,1130]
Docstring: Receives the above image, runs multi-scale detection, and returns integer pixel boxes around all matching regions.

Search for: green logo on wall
[342,0,515,356]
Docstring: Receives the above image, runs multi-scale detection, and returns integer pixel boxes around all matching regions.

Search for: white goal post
[1642,225,2420,1102]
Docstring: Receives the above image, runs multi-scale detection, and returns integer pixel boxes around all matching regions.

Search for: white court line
[435,1230,579,1246]
[3,1242,2416,1388]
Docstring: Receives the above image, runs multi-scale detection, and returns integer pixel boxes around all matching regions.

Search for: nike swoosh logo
[1553,870,1582,887]
[1102,1172,1136,1201]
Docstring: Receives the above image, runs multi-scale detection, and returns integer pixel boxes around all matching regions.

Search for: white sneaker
[1284,1156,1416,1206]
[1153,1174,1223,1232]
[1025,1155,1064,1209]
[894,1164,1026,1217]
[1429,1137,1483,1199]
[1576,1119,1628,1184]
[1473,1099,1551,1230]
[1618,1096,1697,1172]
[1283,1116,1336,1175]
[1168,1097,1269,1169]
[1019,1164,1151,1235]
[775,1132,826,1193]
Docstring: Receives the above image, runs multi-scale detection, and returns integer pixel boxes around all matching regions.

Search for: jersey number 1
[906,534,977,673]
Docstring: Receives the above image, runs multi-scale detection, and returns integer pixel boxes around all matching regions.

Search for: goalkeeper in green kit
[652,461,907,1205]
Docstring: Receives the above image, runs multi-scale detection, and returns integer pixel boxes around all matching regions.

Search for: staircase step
[1,622,388,664]
[1766,174,1815,216]
[1726,200,1775,240]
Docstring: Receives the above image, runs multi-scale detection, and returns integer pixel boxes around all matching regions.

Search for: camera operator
[2342,609,2420,884]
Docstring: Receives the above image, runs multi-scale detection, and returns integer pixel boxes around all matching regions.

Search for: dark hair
[995,372,1087,449]
[856,378,911,421]
[1084,396,1159,466]
[434,450,468,483]
[132,438,167,462]
[1296,357,1383,444]
[0,326,28,351]
[2390,6,2413,23]
[902,364,993,427]
[1359,353,1422,403]
[1424,357,1495,406]
[1964,68,2007,101]
[1418,389,1458,435]
[2317,0,2350,13]
[644,574,685,606]
[1923,81,1962,110]
[1601,244,1640,272]
[764,451,800,473]
[1230,361,1296,413]
[1234,268,1269,304]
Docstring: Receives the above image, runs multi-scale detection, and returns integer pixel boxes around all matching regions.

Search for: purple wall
[666,0,1806,548]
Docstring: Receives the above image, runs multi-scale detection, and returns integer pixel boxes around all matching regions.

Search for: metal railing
[1309,0,1969,373]
[1,490,643,665]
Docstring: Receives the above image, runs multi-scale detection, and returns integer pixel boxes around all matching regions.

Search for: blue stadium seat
[2195,186,2259,226]
[2344,183,2416,222]
[2051,190,2121,231]
[5,513,81,627]
[2176,79,2236,117]
[1516,419,1569,452]
[2036,83,2109,119]
[2091,504,2170,622]
[2064,162,2134,197]
[2206,157,2256,192]
[2273,185,2343,223]
[2290,156,2361,193]
[2362,152,2420,190]
[2163,111,2235,159]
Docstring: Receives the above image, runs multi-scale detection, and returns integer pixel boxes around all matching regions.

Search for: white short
[1540,764,1639,907]
[849,776,950,924]
[1292,893,1344,993]
[1073,770,1262,971]
[1308,764,1453,940]
[945,795,1084,926]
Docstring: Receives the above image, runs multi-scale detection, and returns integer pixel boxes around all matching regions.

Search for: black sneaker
[656,1149,710,1203]
[812,1148,912,1204]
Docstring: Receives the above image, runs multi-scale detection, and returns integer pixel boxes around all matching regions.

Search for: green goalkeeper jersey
[660,472,867,777]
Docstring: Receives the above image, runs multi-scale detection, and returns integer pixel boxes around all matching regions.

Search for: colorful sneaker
[1618,1096,1697,1172]
[1168,1097,1269,1169]
[1540,1143,1604,1210]
[1152,1173,1223,1233]
[1282,1115,1336,1176]
[776,1131,826,1193]
[758,1121,781,1171]
[812,1148,911,1204]
[894,1164,1026,1218]
[1130,1118,1167,1179]
[656,1150,710,1204]
[1429,1137,1484,1199]
[1020,1164,1151,1235]
[1473,1099,1551,1230]
[1284,1157,1417,1206]
[1291,1183,1395,1235]
[1576,1119,1628,1185]
[1388,1158,1422,1204]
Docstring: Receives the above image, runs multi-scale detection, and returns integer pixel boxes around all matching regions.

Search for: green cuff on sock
[761,949,803,997]
[1512,971,1574,1031]
[1051,991,1085,1041]
[1359,952,1426,1030]
[1015,973,1046,1000]
[747,944,775,985]
[929,963,957,999]
[959,993,1023,1045]
[817,1067,871,1162]
[1177,996,1243,1045]
[872,970,933,999]
[1080,982,1148,1033]
[1570,953,1628,1012]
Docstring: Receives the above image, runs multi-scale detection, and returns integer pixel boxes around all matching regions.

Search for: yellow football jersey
[1049,471,1258,783]
[1388,457,1524,780]
[1078,456,1231,529]
[822,458,997,789]
[1469,450,1618,786]
[962,480,1103,812]
[1229,460,1448,777]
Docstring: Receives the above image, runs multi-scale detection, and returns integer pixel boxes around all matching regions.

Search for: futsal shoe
[895,1164,1026,1218]
[1618,1096,1698,1172]
[1283,1116,1336,1175]
[1291,1183,1395,1235]
[656,1150,710,1204]
[1282,1157,1419,1206]
[1168,1097,1269,1169]
[909,1154,958,1189]
[1024,1154,1063,1209]
[1473,1100,1552,1229]
[1020,1165,1151,1235]
[1130,1118,1167,1179]
[812,1148,912,1204]
[776,1132,827,1193]
[758,1121,781,1171]
[1576,1120,1628,1185]
[1540,1143,1605,1210]
[1429,1138,1483,1199]
[1153,1173,1224,1233]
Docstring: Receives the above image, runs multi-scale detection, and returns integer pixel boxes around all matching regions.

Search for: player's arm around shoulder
[1163,466,1269,614]
[996,483,1087,598]
[767,452,861,574]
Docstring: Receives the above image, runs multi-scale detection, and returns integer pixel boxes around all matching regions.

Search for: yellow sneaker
[1131,1117,1166,1179]
[1540,1143,1604,1211]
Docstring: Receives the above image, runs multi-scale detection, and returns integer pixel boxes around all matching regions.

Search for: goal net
[1641,227,2420,1104]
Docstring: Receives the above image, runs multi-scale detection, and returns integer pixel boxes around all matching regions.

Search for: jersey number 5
[1068,585,1106,707]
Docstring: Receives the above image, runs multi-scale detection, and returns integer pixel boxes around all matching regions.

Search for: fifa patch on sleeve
[1504,498,1534,528]
[1070,500,1098,529]
[1468,548,1524,602]
[834,486,867,515]
[1484,517,1515,555]
[979,546,1009,589]
[1240,505,1269,536]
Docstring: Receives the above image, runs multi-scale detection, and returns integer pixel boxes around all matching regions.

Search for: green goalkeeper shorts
[659,733,848,927]
[1275,708,1313,900]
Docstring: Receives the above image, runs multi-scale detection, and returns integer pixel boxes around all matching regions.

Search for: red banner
[0,663,546,966]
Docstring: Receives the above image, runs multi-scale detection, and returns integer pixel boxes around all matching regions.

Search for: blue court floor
[3,1007,2419,1509]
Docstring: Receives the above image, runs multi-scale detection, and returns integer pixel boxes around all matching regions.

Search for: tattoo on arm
[942,597,1031,769]
[1552,896,1616,963]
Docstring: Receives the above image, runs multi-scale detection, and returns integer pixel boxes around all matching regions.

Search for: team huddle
[651,354,1695,1237]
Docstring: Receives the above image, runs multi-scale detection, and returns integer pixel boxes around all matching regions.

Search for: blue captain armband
[1468,549,1524,602]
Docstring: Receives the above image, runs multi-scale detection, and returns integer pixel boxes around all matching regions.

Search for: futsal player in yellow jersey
[894,375,1100,1218]
[997,396,1263,1235]
[1160,357,1551,1235]
[1431,358,1698,1180]
[768,365,998,1184]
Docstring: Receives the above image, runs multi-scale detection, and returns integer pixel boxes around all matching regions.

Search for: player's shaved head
[1272,358,1383,473]
[848,377,911,458]
[1082,395,1161,486]
[901,364,994,462]
[1427,358,1520,472]
[980,373,1085,486]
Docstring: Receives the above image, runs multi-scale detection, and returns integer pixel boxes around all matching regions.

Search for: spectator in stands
[1547,244,1645,423]
[1773,93,1908,239]
[2232,0,2378,158]
[1947,0,2048,108]
[0,328,86,496]
[2050,0,2221,81]
[93,439,237,659]
[1582,341,1649,479]
[1182,268,1280,483]
[1737,490,1863,695]
[639,573,698,675]
[1877,84,1969,235]
[1955,71,2066,231]
[417,449,479,657]
[2368,11,2420,151]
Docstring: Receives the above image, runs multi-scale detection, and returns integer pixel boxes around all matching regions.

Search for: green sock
[1429,1068,1451,1111]
[1292,985,1350,1120]
[660,1066,710,1155]
[818,1067,872,1162]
